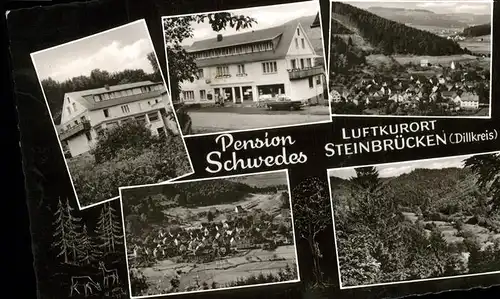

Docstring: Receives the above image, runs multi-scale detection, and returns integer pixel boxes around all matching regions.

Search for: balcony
[59,120,91,141]
[288,65,324,80]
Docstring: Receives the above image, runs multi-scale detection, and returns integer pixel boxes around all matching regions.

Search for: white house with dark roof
[59,81,178,157]
[179,17,325,105]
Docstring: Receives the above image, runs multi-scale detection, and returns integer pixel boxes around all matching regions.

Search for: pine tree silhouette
[52,198,82,264]
[77,223,99,265]
[95,202,123,253]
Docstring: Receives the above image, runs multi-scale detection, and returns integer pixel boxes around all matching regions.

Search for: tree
[350,166,382,192]
[292,177,332,284]
[463,153,500,214]
[146,52,162,82]
[52,198,82,264]
[95,202,124,253]
[77,223,99,265]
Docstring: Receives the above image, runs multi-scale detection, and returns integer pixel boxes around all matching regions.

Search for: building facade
[179,19,325,105]
[58,81,178,157]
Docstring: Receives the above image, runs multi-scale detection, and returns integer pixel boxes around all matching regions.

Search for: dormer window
[297,28,300,36]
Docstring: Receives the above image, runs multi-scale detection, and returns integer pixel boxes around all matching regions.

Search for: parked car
[266,95,303,110]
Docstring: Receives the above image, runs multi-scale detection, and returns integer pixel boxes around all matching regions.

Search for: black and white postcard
[162,1,331,136]
[30,20,194,209]
[328,152,500,289]
[329,0,493,118]
[120,170,299,297]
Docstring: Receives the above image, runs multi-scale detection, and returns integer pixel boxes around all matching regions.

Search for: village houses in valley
[58,81,177,157]
[179,18,326,105]
[330,59,482,113]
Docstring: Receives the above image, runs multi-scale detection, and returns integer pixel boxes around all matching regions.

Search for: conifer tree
[52,198,70,263]
[77,223,99,265]
[52,198,82,264]
[95,202,124,253]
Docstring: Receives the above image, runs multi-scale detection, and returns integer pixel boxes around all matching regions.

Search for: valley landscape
[121,171,298,296]
[329,1,492,117]
[329,153,500,287]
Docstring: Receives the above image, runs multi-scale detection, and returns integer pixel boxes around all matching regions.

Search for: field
[141,245,297,293]
[229,172,288,188]
[391,54,481,65]
[458,36,492,55]
[165,192,288,227]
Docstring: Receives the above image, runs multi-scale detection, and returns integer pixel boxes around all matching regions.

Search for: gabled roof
[64,81,164,111]
[188,26,282,52]
[187,17,317,67]
[311,13,321,28]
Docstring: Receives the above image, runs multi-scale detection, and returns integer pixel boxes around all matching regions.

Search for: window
[291,59,297,69]
[155,99,159,104]
[297,28,300,36]
[138,102,142,111]
[66,107,71,115]
[301,38,305,49]
[237,64,245,74]
[85,131,92,141]
[308,77,314,88]
[103,109,109,118]
[157,127,165,136]
[121,105,130,114]
[262,61,278,74]
[135,115,147,126]
[80,116,86,122]
[183,91,195,100]
[316,75,321,84]
[74,120,79,125]
[200,90,206,100]
[72,102,77,112]
[197,69,204,79]
[216,65,229,76]
[306,58,312,68]
[148,112,159,122]
[295,38,299,49]
[300,59,305,69]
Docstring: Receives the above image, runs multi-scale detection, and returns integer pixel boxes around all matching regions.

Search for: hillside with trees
[331,2,466,56]
[463,23,491,37]
[331,18,353,34]
[330,156,500,286]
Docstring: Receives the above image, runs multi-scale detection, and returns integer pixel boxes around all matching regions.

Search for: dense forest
[331,2,466,56]
[331,18,353,34]
[123,179,289,217]
[40,52,161,124]
[331,154,500,286]
[329,34,366,73]
[463,23,491,37]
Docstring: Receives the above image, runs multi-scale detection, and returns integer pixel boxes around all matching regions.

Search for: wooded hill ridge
[367,6,491,28]
[331,2,466,56]
[463,23,492,37]
[330,167,486,218]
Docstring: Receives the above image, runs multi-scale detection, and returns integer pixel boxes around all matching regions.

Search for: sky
[165,1,320,46]
[329,154,473,180]
[31,20,155,82]
[348,1,492,15]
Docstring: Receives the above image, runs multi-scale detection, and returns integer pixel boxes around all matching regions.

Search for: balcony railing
[59,120,91,141]
[288,65,324,80]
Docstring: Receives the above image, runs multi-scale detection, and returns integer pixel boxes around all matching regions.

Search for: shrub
[130,268,149,296]
[69,122,190,206]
